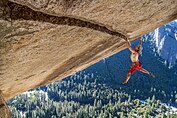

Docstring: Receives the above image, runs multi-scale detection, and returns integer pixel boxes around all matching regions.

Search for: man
[121,37,155,84]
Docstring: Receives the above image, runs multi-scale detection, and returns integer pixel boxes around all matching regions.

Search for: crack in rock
[2,1,127,40]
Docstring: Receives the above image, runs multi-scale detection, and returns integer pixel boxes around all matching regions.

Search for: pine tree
[128,95,131,105]
[97,100,102,108]
[143,110,148,118]
[151,95,155,103]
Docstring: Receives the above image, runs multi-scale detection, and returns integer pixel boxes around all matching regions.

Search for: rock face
[0,0,177,100]
[0,91,12,118]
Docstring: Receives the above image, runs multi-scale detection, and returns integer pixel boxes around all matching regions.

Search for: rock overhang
[0,0,177,100]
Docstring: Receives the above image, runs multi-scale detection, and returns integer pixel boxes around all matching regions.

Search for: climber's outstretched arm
[127,39,135,53]
[138,37,142,47]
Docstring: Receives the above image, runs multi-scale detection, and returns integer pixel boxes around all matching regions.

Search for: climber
[121,37,155,84]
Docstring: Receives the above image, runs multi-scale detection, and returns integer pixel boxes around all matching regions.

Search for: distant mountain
[144,20,177,68]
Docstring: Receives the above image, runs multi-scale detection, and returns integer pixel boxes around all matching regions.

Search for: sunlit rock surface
[0,0,177,100]
[0,91,12,118]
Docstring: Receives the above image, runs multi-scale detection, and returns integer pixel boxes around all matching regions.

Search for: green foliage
[7,72,176,118]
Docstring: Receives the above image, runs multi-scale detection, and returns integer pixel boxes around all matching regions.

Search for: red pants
[128,61,142,74]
